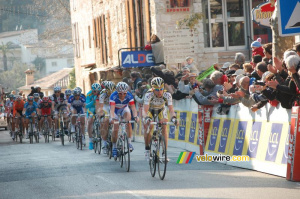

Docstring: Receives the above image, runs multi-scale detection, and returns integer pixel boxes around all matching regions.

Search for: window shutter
[125,0,132,48]
[101,15,107,64]
[129,0,136,48]
[98,16,103,63]
[144,0,151,42]
[107,12,113,61]
[93,19,97,48]
[135,0,144,47]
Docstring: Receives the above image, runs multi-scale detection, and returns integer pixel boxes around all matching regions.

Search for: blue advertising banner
[265,123,283,162]
[169,111,177,139]
[233,121,247,156]
[189,113,197,143]
[121,51,154,67]
[178,112,187,140]
[278,0,300,36]
[282,132,289,164]
[247,122,262,158]
[218,120,231,153]
[208,119,220,151]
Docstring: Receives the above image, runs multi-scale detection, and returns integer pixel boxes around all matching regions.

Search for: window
[72,22,80,57]
[202,0,246,50]
[88,26,91,48]
[52,62,57,67]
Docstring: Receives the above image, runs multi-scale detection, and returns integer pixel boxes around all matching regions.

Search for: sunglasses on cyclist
[154,88,163,91]
[55,91,60,93]
[118,92,127,95]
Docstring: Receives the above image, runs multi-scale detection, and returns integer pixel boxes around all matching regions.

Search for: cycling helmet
[91,83,101,91]
[106,81,116,92]
[151,77,164,89]
[27,96,34,101]
[116,82,129,93]
[8,94,14,99]
[33,93,40,98]
[42,96,49,102]
[16,96,22,101]
[65,89,72,95]
[54,86,61,92]
[73,89,81,96]
[74,87,82,93]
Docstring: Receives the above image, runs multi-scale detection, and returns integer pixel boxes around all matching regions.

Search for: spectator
[229,64,240,71]
[294,42,300,57]
[256,62,268,78]
[130,71,142,90]
[144,40,152,51]
[251,38,265,58]
[285,55,300,90]
[178,73,198,95]
[184,57,199,74]
[221,62,231,72]
[192,78,222,105]
[150,34,164,64]
[150,66,177,88]
[234,52,246,69]
[263,43,272,64]
[243,63,254,76]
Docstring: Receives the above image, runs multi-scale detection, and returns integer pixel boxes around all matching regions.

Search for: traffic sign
[278,0,300,36]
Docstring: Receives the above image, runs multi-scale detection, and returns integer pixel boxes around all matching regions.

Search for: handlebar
[150,122,174,125]
[71,114,86,117]
[114,120,135,124]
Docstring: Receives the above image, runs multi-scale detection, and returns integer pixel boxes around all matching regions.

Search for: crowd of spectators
[125,39,300,115]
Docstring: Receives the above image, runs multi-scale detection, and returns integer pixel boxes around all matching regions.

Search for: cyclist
[50,86,68,138]
[12,96,25,139]
[64,89,72,135]
[65,89,72,101]
[68,88,86,142]
[23,96,40,139]
[38,96,53,136]
[109,82,139,158]
[96,81,115,153]
[143,77,177,161]
[86,83,101,150]
[33,93,42,106]
[5,94,14,137]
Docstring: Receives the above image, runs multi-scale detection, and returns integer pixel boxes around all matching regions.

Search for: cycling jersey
[13,100,25,116]
[24,102,38,117]
[34,99,42,107]
[144,89,173,120]
[109,91,135,112]
[143,89,172,110]
[38,101,52,116]
[99,89,112,116]
[68,94,86,114]
[86,90,98,116]
[50,93,66,111]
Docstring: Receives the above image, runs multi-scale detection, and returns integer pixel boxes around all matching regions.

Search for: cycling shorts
[147,108,168,121]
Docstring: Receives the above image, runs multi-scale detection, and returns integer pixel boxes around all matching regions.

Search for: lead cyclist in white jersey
[143,77,178,161]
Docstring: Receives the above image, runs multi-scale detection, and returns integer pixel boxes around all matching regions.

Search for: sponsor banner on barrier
[208,119,220,151]
[199,105,213,155]
[247,122,262,158]
[169,111,177,139]
[189,113,198,144]
[265,123,283,162]
[178,112,187,141]
[218,119,231,153]
[233,121,247,156]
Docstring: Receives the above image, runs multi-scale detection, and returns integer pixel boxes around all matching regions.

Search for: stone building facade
[71,0,266,94]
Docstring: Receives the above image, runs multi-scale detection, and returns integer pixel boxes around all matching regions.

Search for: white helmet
[106,81,116,92]
[116,82,129,93]
[54,86,61,92]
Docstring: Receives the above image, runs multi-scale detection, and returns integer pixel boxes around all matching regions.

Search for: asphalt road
[0,129,299,199]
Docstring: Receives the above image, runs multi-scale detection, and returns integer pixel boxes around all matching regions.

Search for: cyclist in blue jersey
[68,88,86,142]
[86,83,101,150]
[23,96,38,139]
[109,82,139,158]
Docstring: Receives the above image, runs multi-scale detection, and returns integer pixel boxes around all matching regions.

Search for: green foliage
[0,63,28,92]
[68,67,76,89]
[176,13,203,30]
[0,42,15,71]
[32,56,45,73]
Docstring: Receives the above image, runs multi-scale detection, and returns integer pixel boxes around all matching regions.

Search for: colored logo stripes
[177,152,195,164]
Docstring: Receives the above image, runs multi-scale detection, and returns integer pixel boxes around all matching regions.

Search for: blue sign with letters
[218,120,231,153]
[121,51,154,67]
[278,0,300,36]
[233,121,247,156]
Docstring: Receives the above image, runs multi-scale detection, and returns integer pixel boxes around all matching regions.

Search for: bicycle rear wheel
[29,123,33,144]
[108,141,112,159]
[60,121,64,146]
[94,141,97,153]
[19,132,22,143]
[123,133,130,172]
[157,135,167,180]
[97,139,101,154]
[149,139,156,177]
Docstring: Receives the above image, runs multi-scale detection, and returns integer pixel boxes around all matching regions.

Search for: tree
[270,2,295,59]
[32,56,46,74]
[68,67,76,89]
[0,63,28,91]
[0,42,14,71]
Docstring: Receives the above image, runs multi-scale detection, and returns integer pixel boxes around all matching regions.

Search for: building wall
[70,0,95,94]
[45,58,73,74]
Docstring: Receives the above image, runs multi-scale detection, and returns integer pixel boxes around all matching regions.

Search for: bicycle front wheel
[149,139,156,177]
[123,134,130,172]
[157,135,167,180]
[94,141,97,153]
[60,122,64,146]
